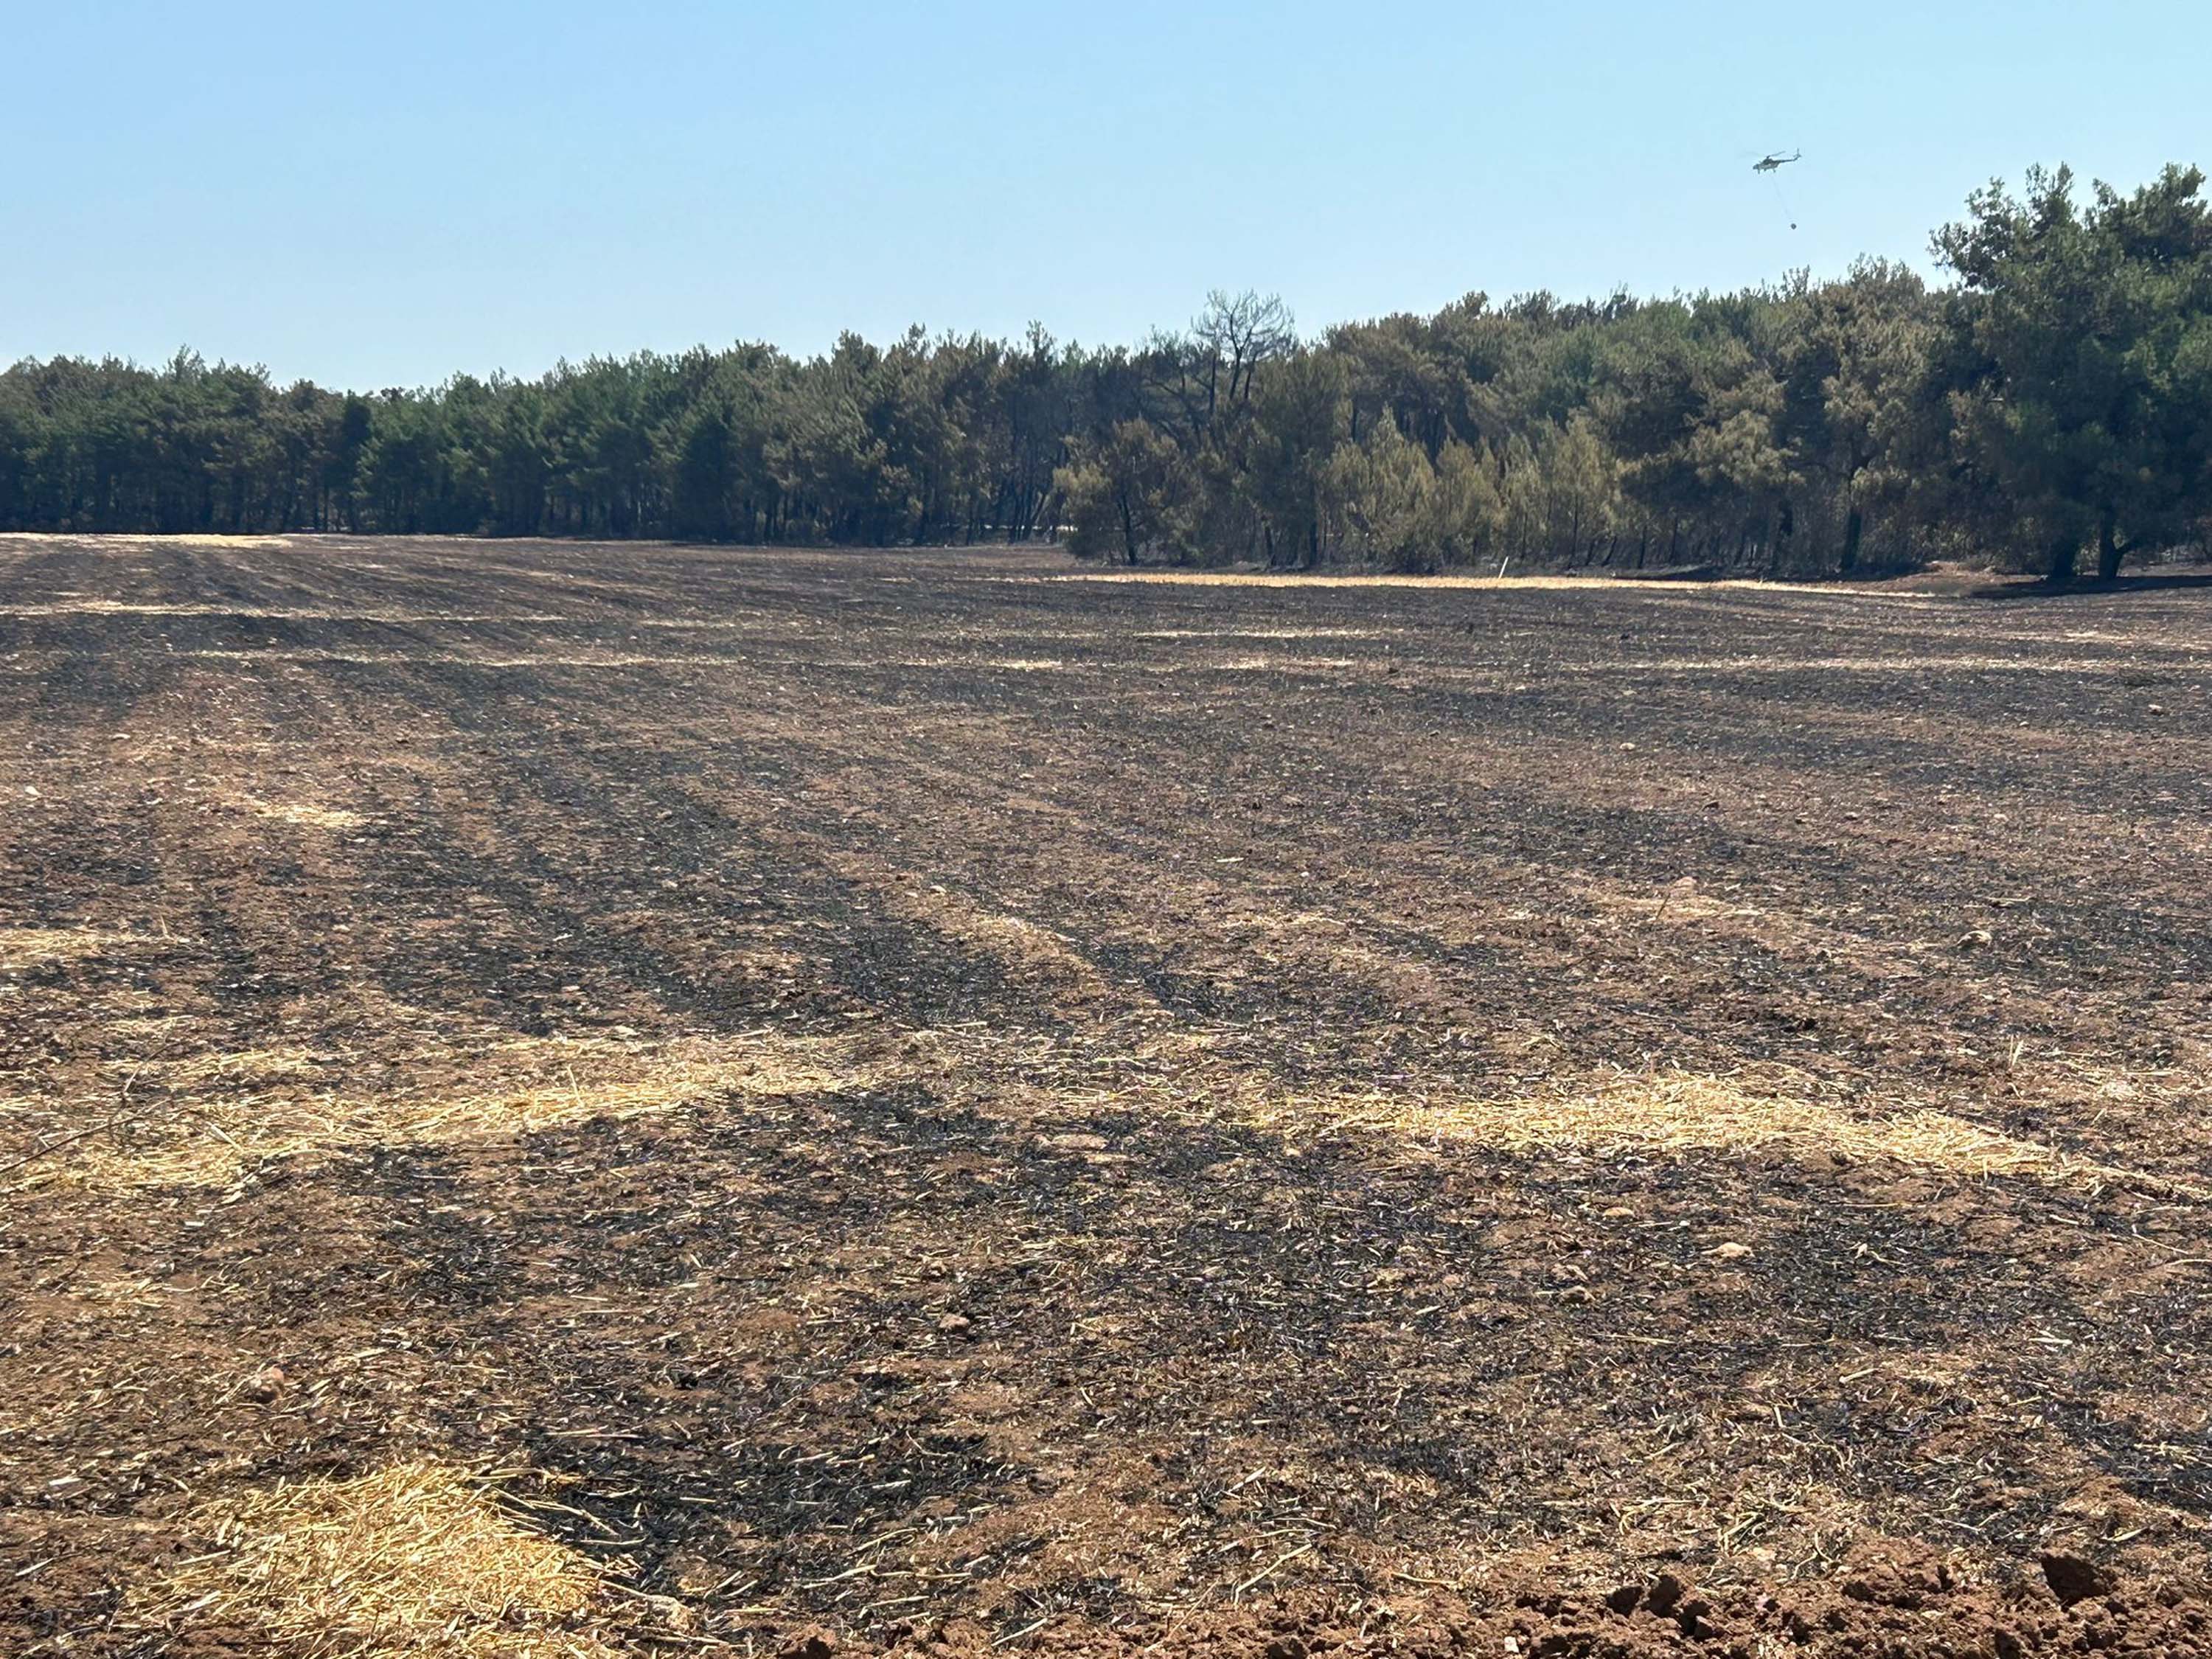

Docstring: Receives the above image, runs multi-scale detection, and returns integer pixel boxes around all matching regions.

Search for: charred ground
[3,538,2211,1658]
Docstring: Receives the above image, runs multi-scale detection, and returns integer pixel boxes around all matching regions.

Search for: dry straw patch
[1051,569,1833,594]
[1200,653,1359,672]
[154,1461,619,1658]
[106,1046,333,1087]
[62,1031,876,1191]
[1254,1070,2197,1194]
[0,925,138,969]
[127,533,298,550]
[236,794,371,832]
[1131,627,1391,640]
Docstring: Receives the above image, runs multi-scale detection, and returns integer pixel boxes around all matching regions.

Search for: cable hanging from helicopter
[1753,150,1802,229]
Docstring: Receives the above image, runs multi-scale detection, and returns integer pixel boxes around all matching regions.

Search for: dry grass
[44,1006,2194,1200]
[0,601,566,623]
[236,794,371,832]
[1130,627,1391,641]
[56,1032,876,1191]
[1567,654,2152,675]
[1051,570,1821,593]
[1284,1069,2201,1194]
[0,532,296,552]
[104,1046,333,1086]
[0,925,137,969]
[152,1461,619,1658]
[863,1028,2194,1197]
[1202,653,1360,672]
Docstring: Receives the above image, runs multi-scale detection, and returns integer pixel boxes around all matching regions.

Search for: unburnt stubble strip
[147,1461,622,1658]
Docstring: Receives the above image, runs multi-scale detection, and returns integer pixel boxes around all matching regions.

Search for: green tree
[1324,412,1440,571]
[1056,419,1191,564]
[1937,164,2212,580]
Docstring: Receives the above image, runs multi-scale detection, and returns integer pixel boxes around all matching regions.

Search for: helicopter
[1752,150,1802,174]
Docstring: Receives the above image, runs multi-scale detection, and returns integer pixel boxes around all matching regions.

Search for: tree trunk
[1840,507,1863,575]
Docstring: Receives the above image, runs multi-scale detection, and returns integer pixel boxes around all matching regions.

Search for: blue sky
[7,1,2208,389]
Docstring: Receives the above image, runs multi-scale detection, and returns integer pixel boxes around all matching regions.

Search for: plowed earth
[4,536,2211,1658]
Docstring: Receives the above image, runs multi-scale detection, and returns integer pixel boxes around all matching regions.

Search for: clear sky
[7,1,2208,389]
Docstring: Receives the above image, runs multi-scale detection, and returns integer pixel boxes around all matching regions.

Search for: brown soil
[4,537,2211,1658]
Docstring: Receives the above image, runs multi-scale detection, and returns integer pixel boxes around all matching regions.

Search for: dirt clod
[237,1364,286,1402]
[2039,1552,2118,1608]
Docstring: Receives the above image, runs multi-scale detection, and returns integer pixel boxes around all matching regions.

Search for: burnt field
[4,535,2212,1658]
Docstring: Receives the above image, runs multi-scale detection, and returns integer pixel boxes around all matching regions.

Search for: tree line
[4,164,2208,581]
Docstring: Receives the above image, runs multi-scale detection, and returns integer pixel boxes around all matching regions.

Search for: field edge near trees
[5,163,2211,585]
